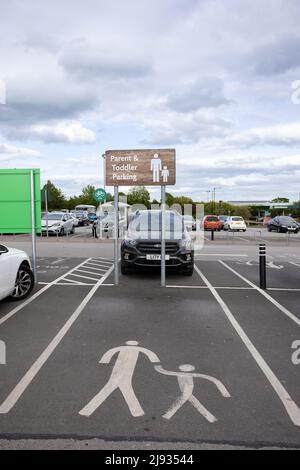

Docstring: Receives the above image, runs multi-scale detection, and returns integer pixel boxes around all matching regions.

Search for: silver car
[41,212,75,236]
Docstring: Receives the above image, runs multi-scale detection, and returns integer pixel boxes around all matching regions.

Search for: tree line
[41,180,300,220]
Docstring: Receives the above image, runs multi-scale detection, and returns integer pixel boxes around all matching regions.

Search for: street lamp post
[212,187,221,213]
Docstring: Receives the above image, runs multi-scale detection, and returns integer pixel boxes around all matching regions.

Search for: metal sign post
[114,186,119,286]
[30,170,37,280]
[161,185,166,287]
[45,189,49,237]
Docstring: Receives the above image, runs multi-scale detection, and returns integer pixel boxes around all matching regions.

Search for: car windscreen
[232,217,243,221]
[206,216,218,222]
[42,214,62,220]
[278,217,295,223]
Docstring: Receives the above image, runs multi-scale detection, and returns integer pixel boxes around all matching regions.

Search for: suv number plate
[146,254,170,260]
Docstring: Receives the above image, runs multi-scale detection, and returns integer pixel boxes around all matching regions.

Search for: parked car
[183,215,196,231]
[218,215,229,230]
[203,215,222,231]
[95,212,126,238]
[41,212,75,236]
[0,245,34,301]
[121,210,194,276]
[87,212,98,223]
[71,210,89,226]
[224,216,247,232]
[267,216,299,233]
[69,213,79,227]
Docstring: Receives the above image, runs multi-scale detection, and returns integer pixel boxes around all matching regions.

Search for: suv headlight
[181,238,192,250]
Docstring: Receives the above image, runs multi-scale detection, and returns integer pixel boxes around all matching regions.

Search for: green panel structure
[0,169,41,233]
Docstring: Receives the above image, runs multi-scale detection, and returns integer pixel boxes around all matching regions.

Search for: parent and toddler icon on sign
[79,341,231,422]
[151,153,169,183]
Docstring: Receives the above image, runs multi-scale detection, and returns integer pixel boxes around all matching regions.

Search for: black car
[121,210,194,276]
[267,216,299,233]
[72,210,89,226]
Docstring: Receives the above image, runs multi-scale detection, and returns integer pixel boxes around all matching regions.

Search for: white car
[41,212,75,236]
[224,216,247,232]
[183,215,196,231]
[0,245,34,301]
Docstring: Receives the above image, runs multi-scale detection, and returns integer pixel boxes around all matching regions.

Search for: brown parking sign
[104,149,176,186]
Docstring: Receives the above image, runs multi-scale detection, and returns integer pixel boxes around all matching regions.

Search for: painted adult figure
[151,153,162,182]
[79,341,160,417]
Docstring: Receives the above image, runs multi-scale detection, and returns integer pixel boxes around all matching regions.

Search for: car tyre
[9,265,34,301]
[121,261,131,275]
[183,264,194,276]
[70,225,75,234]
[60,227,65,236]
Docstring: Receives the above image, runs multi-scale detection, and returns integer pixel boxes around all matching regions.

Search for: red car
[203,215,222,231]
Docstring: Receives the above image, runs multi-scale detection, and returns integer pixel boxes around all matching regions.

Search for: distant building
[228,200,292,209]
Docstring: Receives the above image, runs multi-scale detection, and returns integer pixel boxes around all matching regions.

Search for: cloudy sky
[1,0,300,202]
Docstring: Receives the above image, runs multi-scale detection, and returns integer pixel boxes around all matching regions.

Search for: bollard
[259,243,266,289]
[211,228,215,241]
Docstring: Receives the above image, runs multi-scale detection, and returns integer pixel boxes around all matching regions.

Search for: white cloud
[142,110,232,145]
[227,122,300,148]
[0,142,40,158]
[3,121,96,144]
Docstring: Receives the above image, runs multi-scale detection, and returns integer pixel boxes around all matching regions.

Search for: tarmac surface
[0,229,299,450]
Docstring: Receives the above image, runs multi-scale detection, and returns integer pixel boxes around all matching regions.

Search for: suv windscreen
[130,212,183,233]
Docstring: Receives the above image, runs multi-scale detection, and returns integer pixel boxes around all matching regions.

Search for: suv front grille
[137,241,179,254]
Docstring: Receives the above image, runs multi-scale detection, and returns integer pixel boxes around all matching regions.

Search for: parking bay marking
[0,264,114,414]
[194,264,300,427]
[290,261,300,268]
[219,260,300,327]
[0,258,94,327]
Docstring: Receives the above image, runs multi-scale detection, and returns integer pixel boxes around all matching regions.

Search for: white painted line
[268,288,300,292]
[89,259,113,266]
[83,264,109,272]
[0,264,114,414]
[195,254,248,257]
[194,264,300,427]
[0,258,92,327]
[57,278,84,285]
[75,269,104,277]
[54,282,96,286]
[219,260,300,327]
[166,285,208,289]
[235,236,250,243]
[50,258,64,265]
[215,286,254,290]
[68,273,99,281]
[290,261,300,268]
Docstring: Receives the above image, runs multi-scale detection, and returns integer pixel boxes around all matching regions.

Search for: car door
[0,246,17,299]
[273,217,280,230]
[62,215,70,232]
[65,214,73,232]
